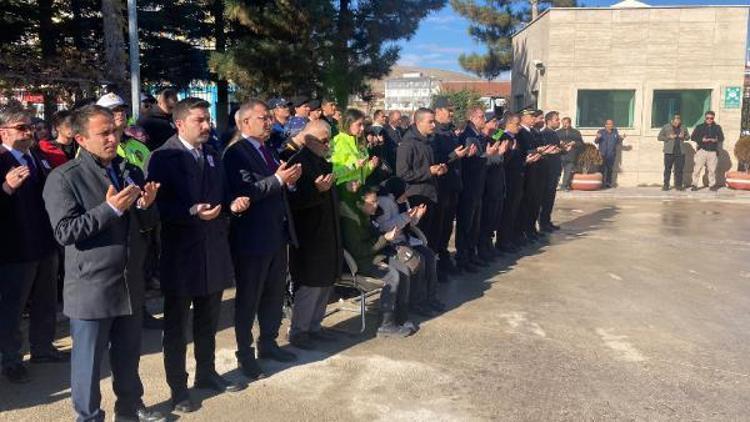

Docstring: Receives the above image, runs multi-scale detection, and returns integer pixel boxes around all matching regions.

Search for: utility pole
[127,0,141,120]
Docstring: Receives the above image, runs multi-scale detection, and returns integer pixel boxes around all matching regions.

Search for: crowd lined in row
[0,88,725,422]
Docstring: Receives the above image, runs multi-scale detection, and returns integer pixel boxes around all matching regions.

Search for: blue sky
[398,0,750,76]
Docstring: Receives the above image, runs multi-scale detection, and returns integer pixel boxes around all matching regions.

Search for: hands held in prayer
[408,203,427,225]
[191,203,222,221]
[314,173,335,192]
[384,226,401,242]
[3,166,30,193]
[454,145,468,158]
[429,163,448,176]
[230,196,251,214]
[137,181,160,209]
[106,184,141,214]
[276,161,302,186]
[467,143,478,157]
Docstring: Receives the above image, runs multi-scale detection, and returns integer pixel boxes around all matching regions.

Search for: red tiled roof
[440,81,511,97]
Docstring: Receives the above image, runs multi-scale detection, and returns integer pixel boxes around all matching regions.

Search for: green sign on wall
[723,86,741,109]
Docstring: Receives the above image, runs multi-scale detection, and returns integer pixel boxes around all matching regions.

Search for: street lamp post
[127,0,141,120]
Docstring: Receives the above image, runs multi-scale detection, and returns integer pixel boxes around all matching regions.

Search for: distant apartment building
[384,72,441,112]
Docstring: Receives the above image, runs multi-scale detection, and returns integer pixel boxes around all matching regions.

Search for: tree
[213,0,445,106]
[451,0,576,80]
[432,90,483,127]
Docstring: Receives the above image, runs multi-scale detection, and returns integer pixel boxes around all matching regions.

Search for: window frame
[575,89,636,130]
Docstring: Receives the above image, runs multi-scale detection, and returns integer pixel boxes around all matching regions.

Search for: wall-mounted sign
[723,86,741,109]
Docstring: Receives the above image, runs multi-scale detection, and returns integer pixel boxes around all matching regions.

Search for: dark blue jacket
[147,135,234,296]
[0,148,57,264]
[223,137,297,256]
[432,122,463,194]
[459,122,487,200]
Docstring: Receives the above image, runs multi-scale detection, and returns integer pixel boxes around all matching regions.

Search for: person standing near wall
[594,119,625,189]
[557,117,583,191]
[690,111,724,191]
[657,114,690,191]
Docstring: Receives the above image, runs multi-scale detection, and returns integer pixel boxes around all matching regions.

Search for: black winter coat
[147,135,234,297]
[433,122,463,194]
[396,125,438,203]
[286,146,343,287]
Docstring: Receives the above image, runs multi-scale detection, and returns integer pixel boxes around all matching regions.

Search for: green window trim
[651,89,711,129]
[576,89,635,129]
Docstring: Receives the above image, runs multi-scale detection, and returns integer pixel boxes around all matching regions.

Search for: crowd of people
[2,87,727,422]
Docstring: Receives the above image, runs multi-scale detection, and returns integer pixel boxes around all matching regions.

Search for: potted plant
[726,135,750,190]
[571,143,604,191]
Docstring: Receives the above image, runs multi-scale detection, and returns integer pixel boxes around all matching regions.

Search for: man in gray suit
[657,113,690,191]
[43,105,164,422]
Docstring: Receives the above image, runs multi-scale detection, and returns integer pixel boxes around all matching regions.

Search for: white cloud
[416,43,466,54]
[425,14,459,24]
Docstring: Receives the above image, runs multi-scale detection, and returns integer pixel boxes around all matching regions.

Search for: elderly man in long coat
[284,120,343,350]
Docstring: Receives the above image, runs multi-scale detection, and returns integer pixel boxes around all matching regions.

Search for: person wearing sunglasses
[690,111,724,191]
[0,104,68,384]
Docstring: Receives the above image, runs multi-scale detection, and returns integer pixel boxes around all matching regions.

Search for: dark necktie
[258,144,279,173]
[106,166,121,190]
[22,153,37,180]
[194,147,205,172]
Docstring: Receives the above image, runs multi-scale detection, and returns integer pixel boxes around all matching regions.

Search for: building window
[651,89,711,128]
[576,90,635,128]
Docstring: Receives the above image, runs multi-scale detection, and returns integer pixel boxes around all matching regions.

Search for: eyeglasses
[705,117,714,121]
[1,123,33,132]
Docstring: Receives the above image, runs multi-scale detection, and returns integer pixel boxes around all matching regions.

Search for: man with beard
[1,104,67,384]
[148,98,250,413]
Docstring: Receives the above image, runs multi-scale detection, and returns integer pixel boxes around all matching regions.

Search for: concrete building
[511,1,749,186]
[384,72,441,112]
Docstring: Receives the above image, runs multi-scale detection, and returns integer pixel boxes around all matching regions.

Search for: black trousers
[408,244,438,307]
[664,153,685,187]
[233,246,287,360]
[163,291,222,396]
[540,160,562,227]
[479,195,503,253]
[70,312,144,422]
[519,164,545,236]
[602,156,616,187]
[409,195,438,252]
[455,194,482,264]
[499,169,524,247]
[433,190,459,260]
[0,252,59,367]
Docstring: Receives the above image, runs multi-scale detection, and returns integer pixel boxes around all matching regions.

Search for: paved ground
[3,190,750,421]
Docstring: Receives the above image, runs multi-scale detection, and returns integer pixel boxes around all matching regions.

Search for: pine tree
[451,0,576,81]
[213,0,445,106]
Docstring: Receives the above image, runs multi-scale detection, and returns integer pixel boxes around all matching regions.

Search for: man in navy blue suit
[147,98,250,413]
[0,104,67,385]
[223,99,301,380]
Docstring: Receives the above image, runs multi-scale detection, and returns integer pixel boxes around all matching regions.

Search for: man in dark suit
[539,111,563,232]
[147,98,249,413]
[0,104,67,384]
[43,105,164,422]
[223,99,302,380]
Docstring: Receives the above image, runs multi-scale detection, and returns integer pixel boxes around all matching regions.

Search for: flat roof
[512,5,750,38]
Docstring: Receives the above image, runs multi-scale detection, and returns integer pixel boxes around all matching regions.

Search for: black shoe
[309,329,337,342]
[690,185,699,191]
[258,343,297,362]
[710,185,720,191]
[429,299,446,312]
[676,185,685,191]
[2,363,29,384]
[438,257,459,275]
[172,398,197,414]
[547,223,561,231]
[236,352,265,381]
[662,184,670,191]
[171,391,197,413]
[30,348,70,363]
[113,408,166,422]
[498,244,515,254]
[194,371,246,393]
[288,332,315,350]
[540,225,555,234]
[142,312,164,330]
[470,257,489,267]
